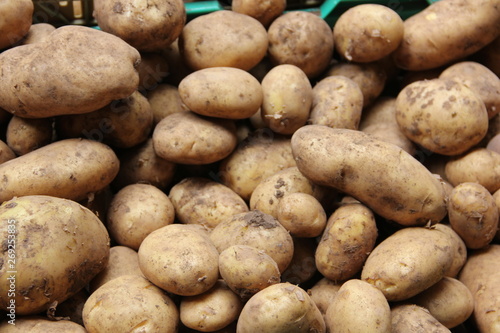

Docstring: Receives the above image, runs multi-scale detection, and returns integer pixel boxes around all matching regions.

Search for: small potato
[409,277,474,329]
[325,279,391,333]
[137,52,170,93]
[20,23,56,45]
[0,0,33,49]
[487,133,500,154]
[433,224,467,278]
[179,67,263,119]
[315,202,378,282]
[180,280,243,332]
[6,115,53,155]
[169,177,248,230]
[391,304,451,333]
[83,275,179,333]
[107,184,175,250]
[0,316,86,332]
[281,237,317,285]
[0,140,16,164]
[218,245,281,299]
[277,192,327,238]
[309,75,363,130]
[333,4,403,63]
[147,84,189,125]
[152,111,237,165]
[447,182,499,249]
[231,0,285,28]
[361,226,454,301]
[268,11,333,78]
[179,10,268,71]
[396,78,489,156]
[261,64,312,135]
[445,148,500,193]
[307,278,343,318]
[236,283,326,333]
[138,224,219,296]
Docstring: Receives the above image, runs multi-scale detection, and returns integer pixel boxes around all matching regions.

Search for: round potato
[333,4,404,63]
[268,11,334,78]
[277,192,327,238]
[179,10,268,71]
[147,84,189,125]
[83,274,179,333]
[391,304,451,333]
[179,67,263,119]
[6,115,53,155]
[231,0,285,27]
[0,140,16,164]
[307,278,343,318]
[152,111,237,165]
[261,64,312,135]
[0,0,33,50]
[0,316,86,332]
[20,23,56,45]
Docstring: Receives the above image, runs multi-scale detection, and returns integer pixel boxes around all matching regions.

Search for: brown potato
[277,193,327,238]
[20,23,56,45]
[493,189,500,241]
[0,140,16,164]
[147,84,189,125]
[0,316,86,332]
[231,0,285,28]
[281,237,317,285]
[137,52,170,93]
[434,224,467,278]
[307,278,344,318]
[0,0,33,49]
[487,133,500,154]
[5,116,53,155]
[391,304,451,333]
[55,289,89,327]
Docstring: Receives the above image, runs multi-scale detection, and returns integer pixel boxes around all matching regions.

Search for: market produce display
[0,0,499,332]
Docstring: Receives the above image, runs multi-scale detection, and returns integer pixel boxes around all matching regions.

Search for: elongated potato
[0,138,119,203]
[291,125,447,226]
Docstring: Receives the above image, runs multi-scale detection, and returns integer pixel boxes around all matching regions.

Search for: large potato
[291,126,447,226]
[0,138,119,203]
[0,0,33,50]
[0,26,140,118]
[0,195,110,315]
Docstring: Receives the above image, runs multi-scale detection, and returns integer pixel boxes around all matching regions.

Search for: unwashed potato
[333,4,404,63]
[280,237,317,285]
[447,182,499,249]
[0,195,110,315]
[0,26,140,118]
[433,224,467,278]
[308,75,363,130]
[179,67,263,119]
[325,279,391,333]
[0,316,86,332]
[361,226,454,301]
[179,10,268,71]
[391,304,451,333]
[487,133,500,154]
[93,0,186,52]
[0,140,16,164]
[147,84,189,125]
[83,275,179,333]
[152,111,237,165]
[267,11,334,78]
[236,283,326,333]
[307,278,344,318]
[277,193,327,238]
[231,0,286,28]
[291,126,448,226]
[0,138,119,203]
[261,64,312,135]
[107,184,176,250]
[393,0,500,71]
[168,177,248,230]
[20,23,56,45]
[395,78,489,156]
[6,115,53,155]
[0,0,33,50]
[180,280,243,332]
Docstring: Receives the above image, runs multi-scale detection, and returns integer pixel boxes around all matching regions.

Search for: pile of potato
[0,0,500,332]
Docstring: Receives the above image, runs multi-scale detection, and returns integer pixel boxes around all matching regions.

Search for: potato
[0,0,33,50]
[163,38,193,86]
[137,52,170,93]
[0,138,119,203]
[218,128,296,201]
[0,316,86,332]
[487,133,500,154]
[291,126,448,226]
[152,111,237,165]
[458,244,500,332]
[20,23,56,45]
[168,177,248,230]
[83,274,179,333]
[333,4,403,63]
[276,193,327,238]
[218,245,281,299]
[325,279,391,333]
[0,140,16,164]
[179,67,263,119]
[267,11,333,78]
[391,304,451,333]
[316,202,378,282]
[210,210,294,273]
[395,78,489,156]
[93,0,186,52]
[231,0,285,28]
[261,64,312,135]
[0,195,110,315]
[493,189,500,241]
[361,226,454,301]
[445,148,500,193]
[0,26,140,118]
[179,10,268,71]
[447,182,498,249]
[433,224,467,278]
[439,61,500,119]
[409,277,474,329]
[307,278,343,318]
[236,283,326,333]
[473,35,500,77]
[107,184,175,250]
[309,75,364,130]
[6,115,53,155]
[281,237,317,285]
[180,280,243,332]
[147,84,189,125]
[138,224,219,296]
[393,0,500,71]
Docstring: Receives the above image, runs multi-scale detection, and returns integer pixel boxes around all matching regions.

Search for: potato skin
[391,304,451,333]
[0,195,110,315]
[291,125,447,226]
[231,0,285,27]
[6,116,53,155]
[277,193,327,238]
[20,23,56,45]
[0,138,119,203]
[433,224,467,278]
[0,0,33,49]
[0,316,86,332]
